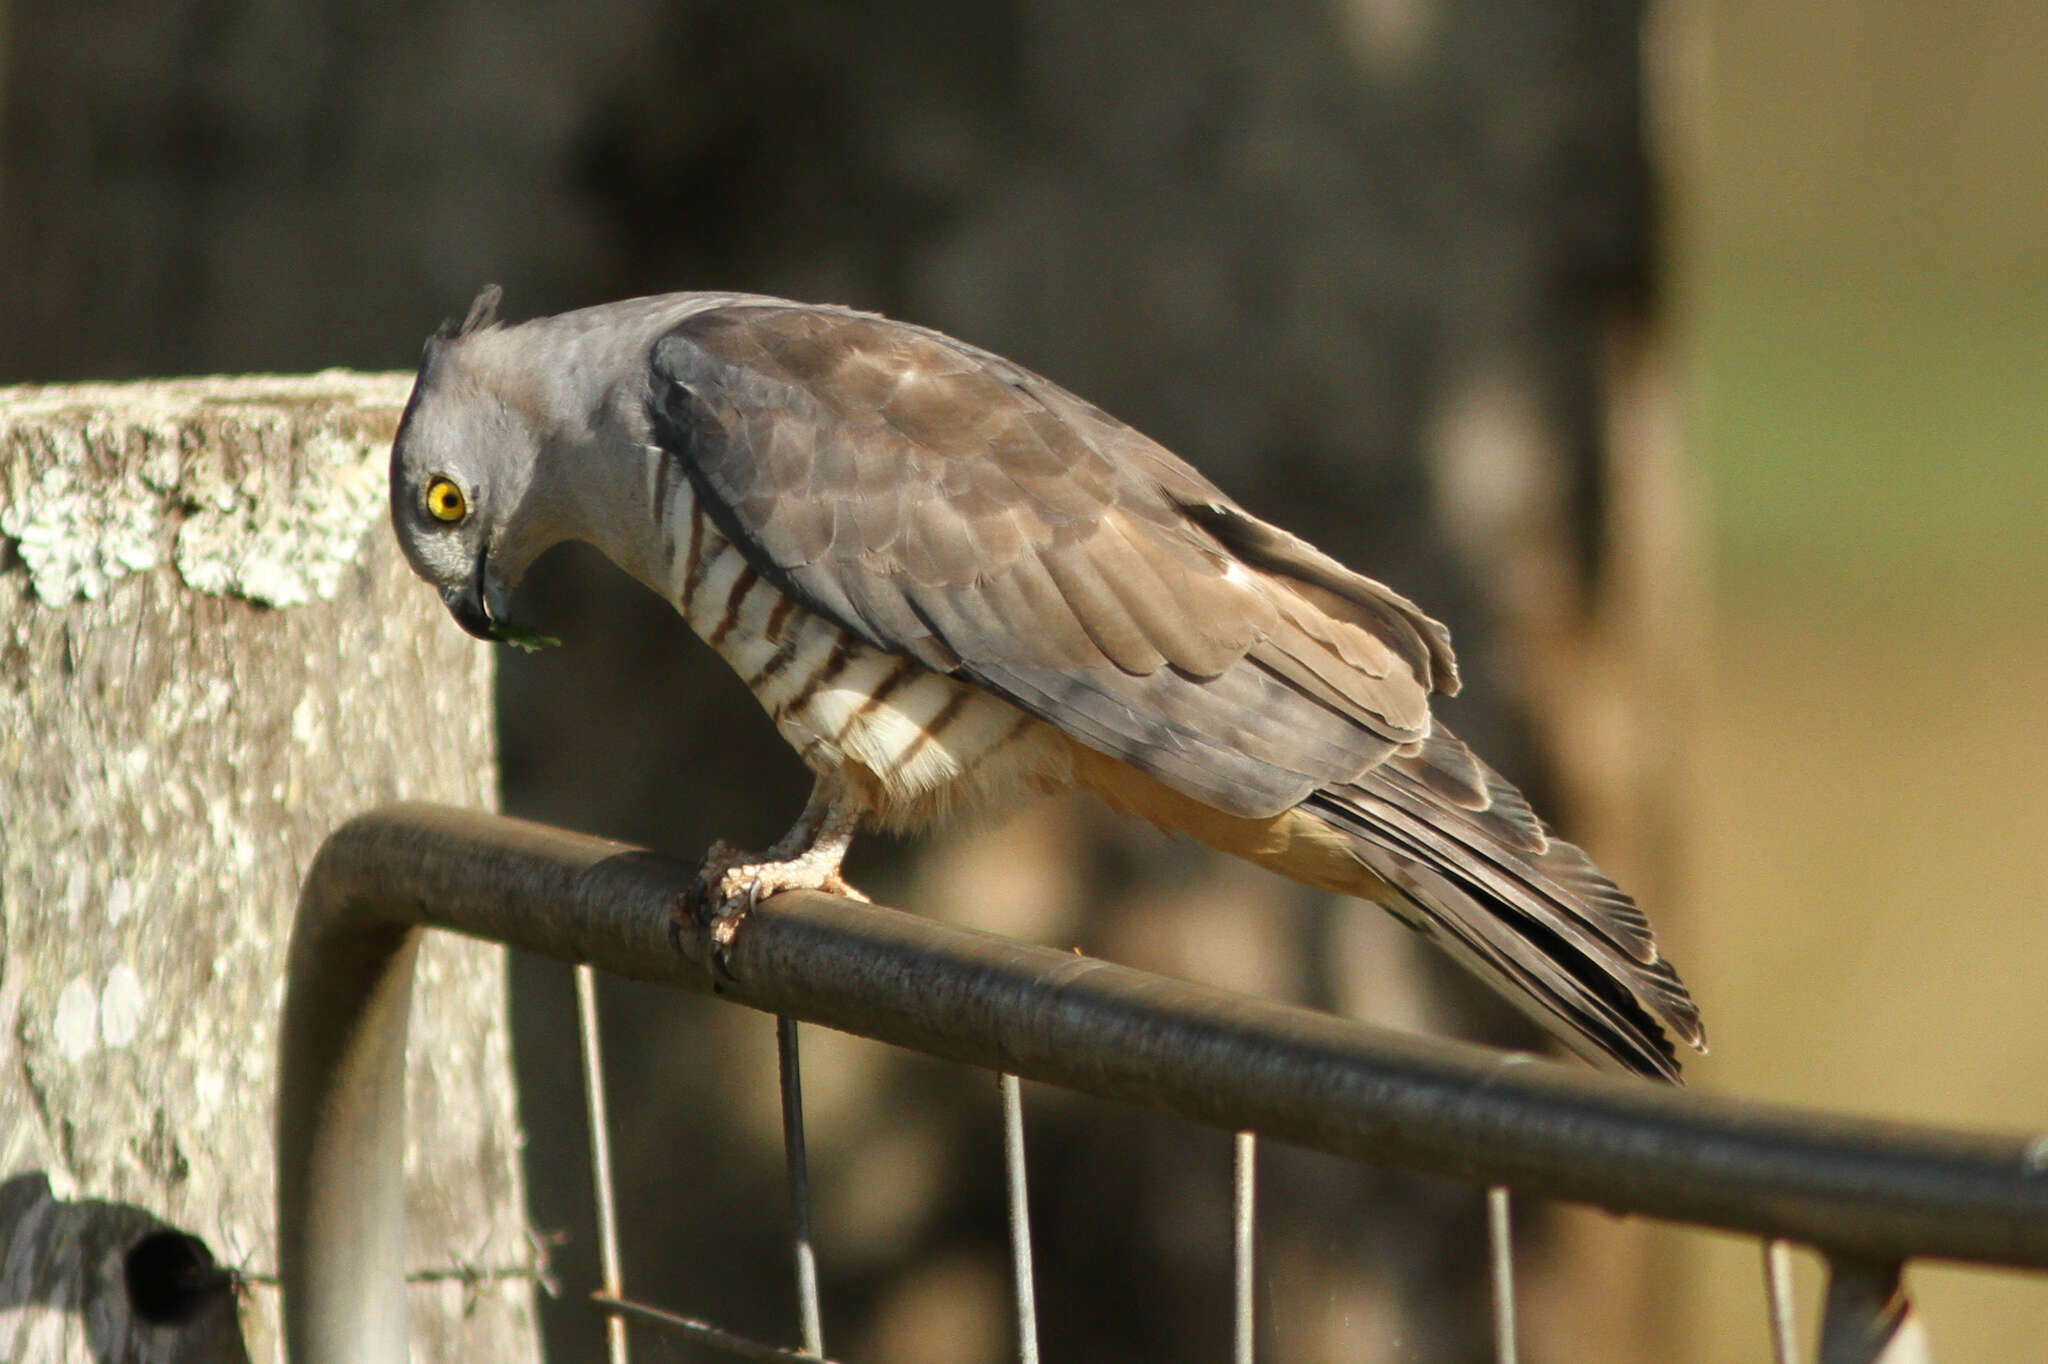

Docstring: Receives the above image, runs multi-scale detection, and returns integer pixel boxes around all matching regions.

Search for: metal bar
[1816,1257,1932,1364]
[1487,1187,1517,1364]
[1001,1073,1041,1364]
[777,1016,826,1357]
[1765,1239,1799,1364]
[279,803,2048,1360]
[577,963,631,1364]
[592,1294,847,1363]
[277,909,417,1362]
[1233,1131,1256,1364]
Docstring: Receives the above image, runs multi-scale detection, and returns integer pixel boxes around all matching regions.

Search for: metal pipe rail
[278,804,2048,1361]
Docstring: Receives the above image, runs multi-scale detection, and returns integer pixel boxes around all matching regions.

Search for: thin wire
[575,964,630,1364]
[591,1294,846,1363]
[1764,1239,1799,1364]
[777,1016,826,1357]
[1486,1186,1518,1364]
[1001,1073,1041,1364]
[1233,1131,1257,1364]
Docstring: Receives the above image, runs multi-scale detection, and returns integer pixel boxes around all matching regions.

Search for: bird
[390,285,1706,1082]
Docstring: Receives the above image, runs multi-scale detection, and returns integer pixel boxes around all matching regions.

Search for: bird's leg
[680,769,872,956]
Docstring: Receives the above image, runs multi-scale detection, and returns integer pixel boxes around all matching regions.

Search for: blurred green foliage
[1703,271,2048,598]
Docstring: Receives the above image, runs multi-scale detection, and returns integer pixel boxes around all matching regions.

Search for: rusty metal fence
[276,805,2048,1363]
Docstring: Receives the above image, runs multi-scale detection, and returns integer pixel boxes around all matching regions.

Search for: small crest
[432,283,505,342]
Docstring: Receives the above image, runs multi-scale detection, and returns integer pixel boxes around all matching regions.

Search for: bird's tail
[1306,726,1706,1082]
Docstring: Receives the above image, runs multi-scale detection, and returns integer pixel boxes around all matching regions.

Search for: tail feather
[1380,729,1657,961]
[1369,847,1686,1081]
[1309,725,1706,1082]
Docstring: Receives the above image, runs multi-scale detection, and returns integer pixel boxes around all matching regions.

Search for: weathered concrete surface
[0,375,537,1361]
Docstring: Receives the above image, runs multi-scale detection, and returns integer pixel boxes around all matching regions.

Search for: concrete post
[0,374,538,1362]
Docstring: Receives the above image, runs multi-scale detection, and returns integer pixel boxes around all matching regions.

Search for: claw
[669,772,872,965]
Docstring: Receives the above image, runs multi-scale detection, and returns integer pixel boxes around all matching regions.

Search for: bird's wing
[646,299,1704,1079]
[648,301,1457,819]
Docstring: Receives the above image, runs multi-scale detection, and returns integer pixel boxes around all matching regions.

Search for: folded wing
[648,300,1703,1079]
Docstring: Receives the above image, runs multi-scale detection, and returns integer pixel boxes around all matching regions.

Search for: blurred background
[1674,4,2048,1359]
[3,1,2042,1359]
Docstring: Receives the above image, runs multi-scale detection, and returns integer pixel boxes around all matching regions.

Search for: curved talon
[676,774,872,962]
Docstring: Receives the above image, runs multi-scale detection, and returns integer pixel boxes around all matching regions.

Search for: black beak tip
[442,585,497,642]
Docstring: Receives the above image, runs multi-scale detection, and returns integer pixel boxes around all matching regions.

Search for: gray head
[392,284,817,646]
[389,285,557,645]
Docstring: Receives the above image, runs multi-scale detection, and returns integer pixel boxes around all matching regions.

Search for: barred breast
[649,457,1073,830]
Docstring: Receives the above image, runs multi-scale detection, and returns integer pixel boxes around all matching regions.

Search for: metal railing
[277,805,2048,1363]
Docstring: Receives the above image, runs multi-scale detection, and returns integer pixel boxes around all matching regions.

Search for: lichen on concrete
[0,427,165,606]
[172,428,392,607]
[0,372,415,610]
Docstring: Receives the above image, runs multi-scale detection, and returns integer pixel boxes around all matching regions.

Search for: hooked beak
[441,581,496,641]
[440,542,559,651]
[441,548,502,641]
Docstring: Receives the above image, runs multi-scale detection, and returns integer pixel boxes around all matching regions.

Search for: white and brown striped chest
[639,451,1073,831]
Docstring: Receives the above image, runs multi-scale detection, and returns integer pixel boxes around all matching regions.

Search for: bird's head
[390,285,561,650]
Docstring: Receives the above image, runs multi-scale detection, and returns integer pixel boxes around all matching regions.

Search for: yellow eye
[425,476,467,524]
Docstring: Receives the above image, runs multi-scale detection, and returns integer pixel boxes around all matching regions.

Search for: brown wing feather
[650,302,1442,817]
[647,298,1704,1079]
